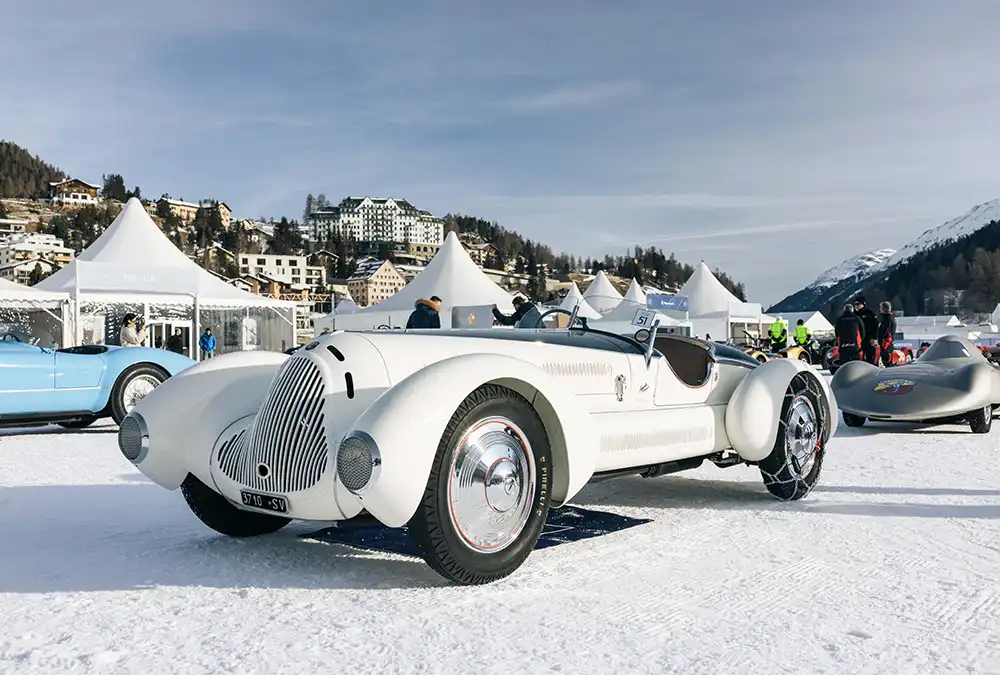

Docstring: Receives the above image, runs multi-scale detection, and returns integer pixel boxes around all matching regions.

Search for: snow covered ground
[3,402,1000,674]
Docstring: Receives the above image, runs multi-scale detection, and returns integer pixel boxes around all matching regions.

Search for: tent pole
[73,263,81,345]
[193,294,200,361]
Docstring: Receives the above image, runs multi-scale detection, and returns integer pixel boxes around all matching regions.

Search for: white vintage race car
[118,319,837,585]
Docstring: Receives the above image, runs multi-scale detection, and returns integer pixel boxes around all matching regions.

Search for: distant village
[0,177,642,342]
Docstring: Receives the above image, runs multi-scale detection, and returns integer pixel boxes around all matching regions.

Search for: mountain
[881,198,1000,270]
[768,197,1000,316]
[769,248,896,312]
[0,140,65,198]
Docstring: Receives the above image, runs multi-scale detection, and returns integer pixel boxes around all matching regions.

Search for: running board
[0,410,99,428]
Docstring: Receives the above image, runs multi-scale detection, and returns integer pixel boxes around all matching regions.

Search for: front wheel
[181,474,290,536]
[968,405,993,434]
[758,373,827,501]
[408,384,552,585]
[109,364,168,424]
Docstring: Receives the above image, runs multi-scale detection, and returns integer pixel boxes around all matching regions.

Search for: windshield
[919,336,983,361]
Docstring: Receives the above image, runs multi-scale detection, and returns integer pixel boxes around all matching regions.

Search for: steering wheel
[1,333,22,342]
[376,324,393,330]
[538,308,584,329]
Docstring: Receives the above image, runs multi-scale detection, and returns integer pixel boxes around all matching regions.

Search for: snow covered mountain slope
[769,197,1000,313]
[881,197,1000,269]
[810,248,896,289]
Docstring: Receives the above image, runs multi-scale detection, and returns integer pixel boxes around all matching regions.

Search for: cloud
[505,81,642,113]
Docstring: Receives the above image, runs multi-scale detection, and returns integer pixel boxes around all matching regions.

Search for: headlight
[336,430,381,494]
[118,412,149,464]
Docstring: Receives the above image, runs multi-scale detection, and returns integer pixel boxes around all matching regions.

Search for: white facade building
[307,197,444,246]
[0,218,29,245]
[237,252,326,290]
[0,232,75,268]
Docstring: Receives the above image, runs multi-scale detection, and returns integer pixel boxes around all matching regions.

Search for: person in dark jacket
[166,327,186,355]
[405,296,441,329]
[876,301,897,367]
[853,295,879,364]
[492,296,543,328]
[835,304,864,364]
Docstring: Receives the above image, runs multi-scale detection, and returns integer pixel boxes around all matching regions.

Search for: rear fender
[342,352,597,528]
[124,351,288,490]
[725,358,837,461]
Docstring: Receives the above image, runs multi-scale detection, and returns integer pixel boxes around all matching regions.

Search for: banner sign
[74,261,200,296]
[646,294,689,312]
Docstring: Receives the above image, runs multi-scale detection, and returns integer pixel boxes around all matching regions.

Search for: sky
[3,0,1000,305]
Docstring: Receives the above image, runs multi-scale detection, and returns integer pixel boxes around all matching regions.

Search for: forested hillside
[0,141,65,198]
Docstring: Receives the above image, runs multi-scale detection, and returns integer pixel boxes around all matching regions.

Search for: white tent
[623,278,646,304]
[0,278,72,346]
[36,198,296,354]
[679,261,762,340]
[582,270,623,314]
[781,311,834,335]
[327,231,516,330]
[559,282,602,320]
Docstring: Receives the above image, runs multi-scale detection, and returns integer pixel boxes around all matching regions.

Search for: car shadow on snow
[0,483,450,594]
[0,424,118,438]
[576,475,1000,521]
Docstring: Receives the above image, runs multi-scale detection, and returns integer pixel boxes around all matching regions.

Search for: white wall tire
[408,384,552,585]
[758,373,827,501]
[110,364,168,424]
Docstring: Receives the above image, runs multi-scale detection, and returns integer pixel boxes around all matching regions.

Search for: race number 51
[631,309,655,326]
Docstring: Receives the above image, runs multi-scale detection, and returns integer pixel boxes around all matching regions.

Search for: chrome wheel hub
[447,416,535,553]
[785,394,819,478]
[122,374,161,413]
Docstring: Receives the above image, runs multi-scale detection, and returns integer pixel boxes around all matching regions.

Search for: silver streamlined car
[830,334,1000,432]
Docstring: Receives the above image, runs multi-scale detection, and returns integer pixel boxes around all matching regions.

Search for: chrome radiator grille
[217,356,329,493]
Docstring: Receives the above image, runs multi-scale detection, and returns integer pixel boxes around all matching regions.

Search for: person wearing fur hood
[406,296,441,329]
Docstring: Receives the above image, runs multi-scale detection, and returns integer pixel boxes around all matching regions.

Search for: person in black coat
[166,328,186,355]
[853,295,879,364]
[835,304,864,364]
[492,296,543,328]
[876,300,897,367]
[405,296,442,329]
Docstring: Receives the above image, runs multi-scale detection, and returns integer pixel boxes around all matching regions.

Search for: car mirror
[634,328,650,343]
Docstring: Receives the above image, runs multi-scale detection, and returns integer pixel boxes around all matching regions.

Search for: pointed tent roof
[352,231,514,312]
[558,281,603,319]
[582,270,622,313]
[36,198,292,307]
[679,261,750,317]
[623,278,646,304]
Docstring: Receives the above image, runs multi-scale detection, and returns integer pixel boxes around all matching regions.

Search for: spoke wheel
[110,365,169,424]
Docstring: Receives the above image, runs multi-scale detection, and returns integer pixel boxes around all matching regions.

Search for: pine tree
[303,193,315,221]
[28,262,45,285]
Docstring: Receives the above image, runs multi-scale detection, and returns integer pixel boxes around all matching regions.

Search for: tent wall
[0,306,64,347]
[199,306,294,355]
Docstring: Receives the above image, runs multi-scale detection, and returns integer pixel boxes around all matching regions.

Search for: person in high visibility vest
[793,319,811,346]
[768,316,787,352]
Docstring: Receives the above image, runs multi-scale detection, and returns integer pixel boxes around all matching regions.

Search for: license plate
[240,490,288,513]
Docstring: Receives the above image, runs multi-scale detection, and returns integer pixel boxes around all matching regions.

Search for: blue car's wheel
[109,364,169,424]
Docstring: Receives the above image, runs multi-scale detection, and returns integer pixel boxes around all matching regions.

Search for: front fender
[124,350,288,490]
[726,359,837,461]
[342,352,598,528]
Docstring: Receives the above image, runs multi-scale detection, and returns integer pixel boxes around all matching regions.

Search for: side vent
[345,372,354,399]
[327,345,345,361]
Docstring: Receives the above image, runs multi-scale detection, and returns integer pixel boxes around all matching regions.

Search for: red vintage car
[824,343,914,374]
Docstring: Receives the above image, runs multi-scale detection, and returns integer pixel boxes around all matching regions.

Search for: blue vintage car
[0,333,196,429]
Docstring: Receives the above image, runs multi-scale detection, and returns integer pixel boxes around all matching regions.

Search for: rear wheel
[109,364,168,424]
[968,405,993,434]
[756,354,767,363]
[758,373,826,501]
[797,351,811,363]
[842,412,866,427]
[181,474,290,537]
[408,384,552,585]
